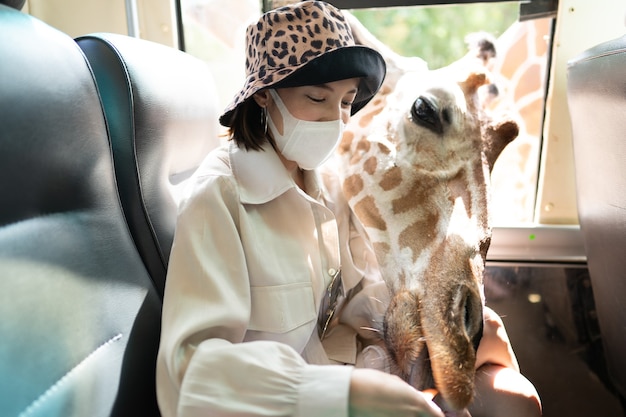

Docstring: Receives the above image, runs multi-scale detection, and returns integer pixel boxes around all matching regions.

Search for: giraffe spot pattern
[379,166,403,191]
[338,130,355,154]
[399,213,440,263]
[392,179,435,215]
[354,195,387,231]
[343,173,364,199]
[357,94,387,128]
[376,142,392,155]
[363,156,377,176]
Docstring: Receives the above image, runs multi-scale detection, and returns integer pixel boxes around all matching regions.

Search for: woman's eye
[307,95,324,103]
[305,95,353,107]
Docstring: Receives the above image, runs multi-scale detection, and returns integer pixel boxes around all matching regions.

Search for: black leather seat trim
[76,33,219,299]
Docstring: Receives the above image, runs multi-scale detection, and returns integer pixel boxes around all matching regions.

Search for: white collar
[229,141,326,204]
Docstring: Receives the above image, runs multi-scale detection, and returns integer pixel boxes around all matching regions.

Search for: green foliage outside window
[350,3,520,69]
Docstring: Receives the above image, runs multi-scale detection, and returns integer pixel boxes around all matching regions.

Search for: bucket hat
[219,0,386,127]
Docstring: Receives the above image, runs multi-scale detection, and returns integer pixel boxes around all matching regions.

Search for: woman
[156,2,541,417]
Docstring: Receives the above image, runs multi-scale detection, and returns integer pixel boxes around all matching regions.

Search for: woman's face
[268,77,360,135]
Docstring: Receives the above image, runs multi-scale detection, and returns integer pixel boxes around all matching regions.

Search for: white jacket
[156,141,390,417]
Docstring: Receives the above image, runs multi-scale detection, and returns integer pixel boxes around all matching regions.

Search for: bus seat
[567,34,626,404]
[0,4,161,417]
[75,33,220,299]
[3,0,23,10]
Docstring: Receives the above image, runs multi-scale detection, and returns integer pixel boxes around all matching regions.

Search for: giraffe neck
[336,13,521,408]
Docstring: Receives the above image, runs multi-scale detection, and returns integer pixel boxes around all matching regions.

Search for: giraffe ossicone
[331,12,520,411]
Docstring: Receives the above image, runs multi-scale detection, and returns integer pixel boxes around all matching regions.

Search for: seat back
[567,34,626,402]
[0,5,161,416]
[75,33,220,298]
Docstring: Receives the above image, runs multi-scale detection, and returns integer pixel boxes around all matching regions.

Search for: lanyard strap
[318,268,343,340]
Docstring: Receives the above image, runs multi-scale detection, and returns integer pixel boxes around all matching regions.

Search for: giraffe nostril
[458,287,483,352]
[464,294,472,334]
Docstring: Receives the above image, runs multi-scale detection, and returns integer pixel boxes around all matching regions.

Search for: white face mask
[267,89,345,170]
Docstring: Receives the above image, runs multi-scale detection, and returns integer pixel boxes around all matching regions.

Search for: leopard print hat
[219,0,386,127]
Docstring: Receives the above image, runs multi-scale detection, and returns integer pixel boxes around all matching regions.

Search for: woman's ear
[252,89,271,108]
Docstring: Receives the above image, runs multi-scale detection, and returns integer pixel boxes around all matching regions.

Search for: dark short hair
[226,97,276,152]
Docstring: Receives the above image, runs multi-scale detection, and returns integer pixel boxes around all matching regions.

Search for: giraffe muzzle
[383,281,484,411]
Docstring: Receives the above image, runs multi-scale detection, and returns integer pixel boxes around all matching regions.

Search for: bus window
[25,0,180,48]
[180,0,261,115]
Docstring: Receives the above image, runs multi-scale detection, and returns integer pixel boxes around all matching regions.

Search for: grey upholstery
[567,34,626,403]
[1,0,25,10]
[0,5,160,417]
[75,33,219,298]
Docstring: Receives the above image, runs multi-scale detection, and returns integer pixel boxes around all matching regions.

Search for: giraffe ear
[483,117,519,172]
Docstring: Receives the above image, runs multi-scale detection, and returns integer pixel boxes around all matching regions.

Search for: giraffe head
[337,66,518,410]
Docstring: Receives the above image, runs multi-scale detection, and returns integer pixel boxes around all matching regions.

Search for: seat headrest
[75,32,220,296]
[1,0,25,10]
[76,32,219,199]
[0,6,113,226]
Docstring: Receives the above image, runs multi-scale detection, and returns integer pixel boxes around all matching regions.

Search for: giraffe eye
[411,96,443,134]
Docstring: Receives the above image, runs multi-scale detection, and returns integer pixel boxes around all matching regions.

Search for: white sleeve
[156,173,352,417]
[179,340,352,417]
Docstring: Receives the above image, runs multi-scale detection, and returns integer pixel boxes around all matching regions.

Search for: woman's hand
[349,368,444,417]
[475,306,520,372]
